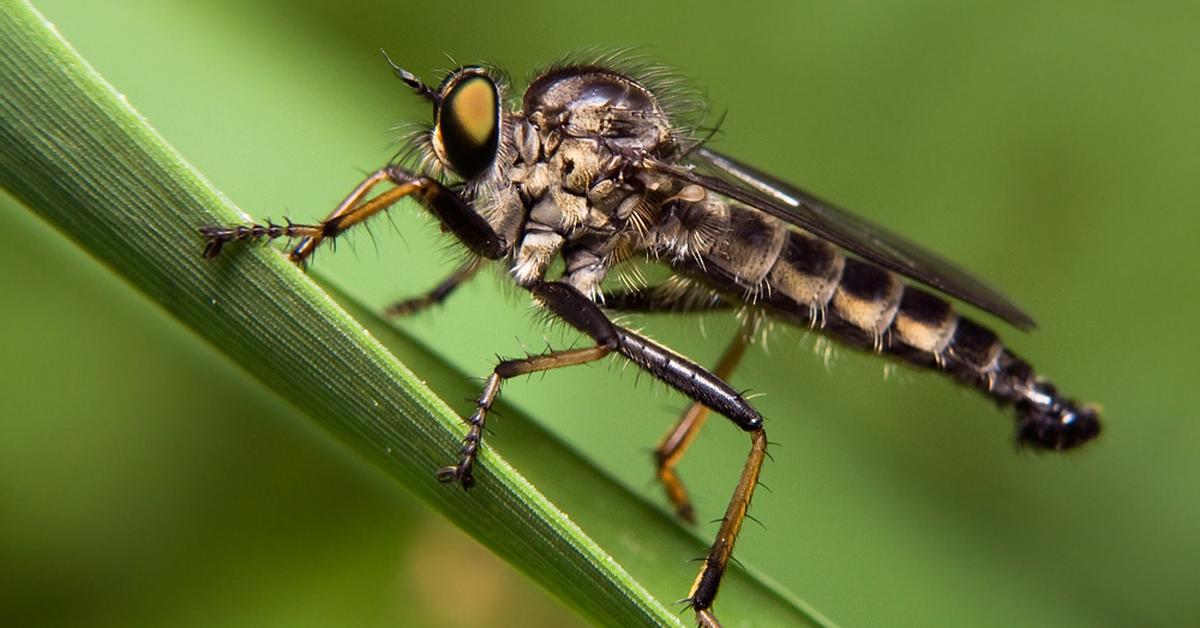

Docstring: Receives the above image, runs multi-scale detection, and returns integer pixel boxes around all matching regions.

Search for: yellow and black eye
[434,69,500,179]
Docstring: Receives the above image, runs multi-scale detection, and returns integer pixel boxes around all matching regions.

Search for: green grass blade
[0,1,829,625]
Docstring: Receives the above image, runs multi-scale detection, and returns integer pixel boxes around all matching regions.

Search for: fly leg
[386,258,481,316]
[602,281,753,523]
[439,282,622,489]
[201,168,391,263]
[602,280,731,313]
[655,326,750,523]
[200,165,507,264]
[534,282,759,429]
[437,344,612,489]
[692,429,768,628]
[530,282,765,625]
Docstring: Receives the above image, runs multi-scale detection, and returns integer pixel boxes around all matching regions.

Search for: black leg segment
[531,282,761,431]
[525,282,767,625]
[655,324,752,523]
[602,282,732,313]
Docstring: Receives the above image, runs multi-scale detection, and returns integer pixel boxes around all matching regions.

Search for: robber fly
[200,50,1101,627]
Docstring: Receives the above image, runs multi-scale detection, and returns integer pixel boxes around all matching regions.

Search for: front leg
[200,165,509,263]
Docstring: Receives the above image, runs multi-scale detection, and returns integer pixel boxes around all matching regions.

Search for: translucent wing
[646,147,1036,330]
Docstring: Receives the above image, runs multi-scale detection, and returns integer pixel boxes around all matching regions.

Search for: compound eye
[435,71,500,179]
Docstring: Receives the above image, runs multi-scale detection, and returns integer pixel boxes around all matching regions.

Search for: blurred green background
[3,1,1197,626]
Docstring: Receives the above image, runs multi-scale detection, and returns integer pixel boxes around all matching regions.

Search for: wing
[644,147,1036,330]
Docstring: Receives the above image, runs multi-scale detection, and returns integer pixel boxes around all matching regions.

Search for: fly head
[382,50,502,181]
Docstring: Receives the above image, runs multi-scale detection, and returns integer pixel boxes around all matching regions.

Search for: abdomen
[689,204,1101,450]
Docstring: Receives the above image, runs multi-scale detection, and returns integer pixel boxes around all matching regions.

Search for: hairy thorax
[488,67,689,298]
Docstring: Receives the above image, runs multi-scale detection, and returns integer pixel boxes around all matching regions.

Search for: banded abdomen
[693,203,1100,450]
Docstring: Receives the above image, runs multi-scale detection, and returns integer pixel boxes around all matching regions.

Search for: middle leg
[455,282,766,624]
[600,279,757,524]
[531,283,768,626]
[386,258,481,317]
[655,320,752,523]
[438,344,613,489]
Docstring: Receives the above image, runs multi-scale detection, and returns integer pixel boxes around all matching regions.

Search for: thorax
[497,101,684,293]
